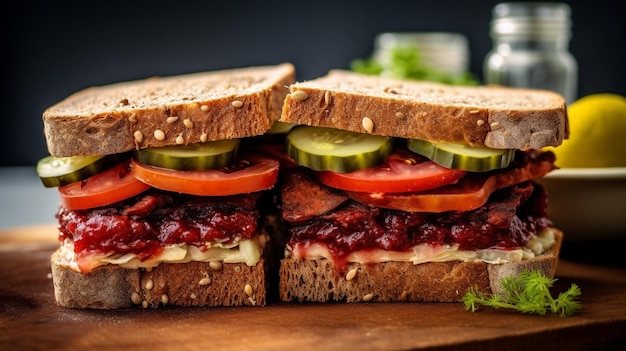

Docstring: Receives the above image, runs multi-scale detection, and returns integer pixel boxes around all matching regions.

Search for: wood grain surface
[1,224,625,351]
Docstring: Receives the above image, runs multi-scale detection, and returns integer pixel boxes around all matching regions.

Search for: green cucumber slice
[286,126,392,172]
[407,139,515,172]
[37,153,129,187]
[133,139,240,170]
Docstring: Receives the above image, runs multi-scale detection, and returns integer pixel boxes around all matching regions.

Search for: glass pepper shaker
[484,2,578,103]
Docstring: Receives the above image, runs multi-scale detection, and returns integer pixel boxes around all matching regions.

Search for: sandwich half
[277,70,567,303]
[38,63,295,308]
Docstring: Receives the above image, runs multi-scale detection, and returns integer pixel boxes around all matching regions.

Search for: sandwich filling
[40,147,281,274]
[56,190,270,273]
[281,148,557,271]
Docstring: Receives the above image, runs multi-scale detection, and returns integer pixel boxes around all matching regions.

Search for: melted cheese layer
[59,233,268,273]
[287,228,556,265]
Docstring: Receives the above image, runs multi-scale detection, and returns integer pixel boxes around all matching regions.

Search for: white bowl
[537,167,626,241]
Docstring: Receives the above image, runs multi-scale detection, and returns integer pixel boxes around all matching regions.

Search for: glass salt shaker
[484,2,578,103]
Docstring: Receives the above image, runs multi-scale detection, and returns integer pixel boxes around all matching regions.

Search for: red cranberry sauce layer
[286,181,551,260]
[57,190,261,260]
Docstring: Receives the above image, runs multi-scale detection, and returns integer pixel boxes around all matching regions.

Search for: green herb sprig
[463,270,582,317]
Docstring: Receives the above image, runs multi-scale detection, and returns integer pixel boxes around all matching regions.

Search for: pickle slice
[37,153,129,187]
[407,139,515,172]
[133,139,240,170]
[286,126,392,172]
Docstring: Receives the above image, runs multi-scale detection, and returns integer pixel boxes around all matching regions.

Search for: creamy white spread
[286,228,556,265]
[60,233,268,273]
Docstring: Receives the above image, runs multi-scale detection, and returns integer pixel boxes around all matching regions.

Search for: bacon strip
[281,168,349,223]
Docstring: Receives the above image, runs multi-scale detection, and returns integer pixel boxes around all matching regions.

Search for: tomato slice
[317,151,467,193]
[346,154,556,213]
[130,154,279,196]
[59,160,151,210]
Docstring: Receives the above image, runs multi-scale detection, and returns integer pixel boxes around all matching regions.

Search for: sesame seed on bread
[43,63,296,157]
[279,70,568,150]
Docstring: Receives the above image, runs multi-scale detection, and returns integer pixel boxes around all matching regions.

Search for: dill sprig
[463,270,582,317]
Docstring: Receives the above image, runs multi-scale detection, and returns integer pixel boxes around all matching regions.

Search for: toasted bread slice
[51,248,267,309]
[44,63,295,157]
[280,70,568,150]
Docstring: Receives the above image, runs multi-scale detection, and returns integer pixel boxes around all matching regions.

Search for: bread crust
[43,63,295,157]
[279,229,562,303]
[51,249,267,309]
[280,70,568,150]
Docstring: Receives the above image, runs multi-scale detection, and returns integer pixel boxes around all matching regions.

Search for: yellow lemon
[547,93,626,168]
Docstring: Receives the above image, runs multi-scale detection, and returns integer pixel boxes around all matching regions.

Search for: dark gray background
[3,0,624,167]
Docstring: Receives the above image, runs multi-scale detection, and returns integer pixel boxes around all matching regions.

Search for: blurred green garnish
[351,45,479,86]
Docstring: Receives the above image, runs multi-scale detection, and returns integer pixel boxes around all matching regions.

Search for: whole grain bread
[43,63,295,157]
[51,249,267,309]
[280,70,568,150]
[279,229,562,303]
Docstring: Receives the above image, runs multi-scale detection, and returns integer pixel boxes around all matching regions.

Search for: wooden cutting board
[1,224,625,351]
